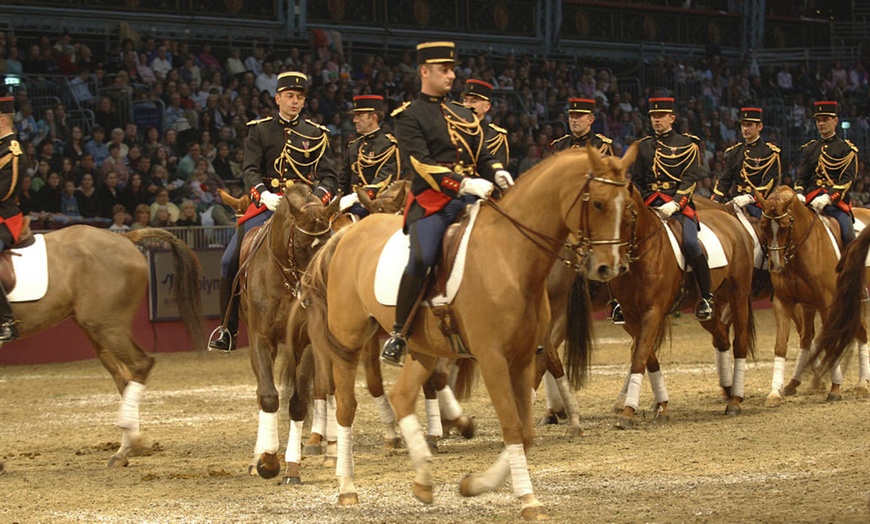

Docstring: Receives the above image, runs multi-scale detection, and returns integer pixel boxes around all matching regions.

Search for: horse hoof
[610,402,624,415]
[383,437,402,450]
[323,456,337,468]
[413,482,434,504]
[338,492,359,506]
[613,415,634,429]
[302,444,323,456]
[826,393,843,402]
[764,394,782,408]
[281,475,302,486]
[565,425,583,438]
[426,435,440,454]
[106,456,129,468]
[724,404,741,417]
[854,384,870,397]
[0,461,4,475]
[783,385,798,397]
[257,453,281,479]
[520,505,550,521]
[459,474,475,497]
[651,412,669,425]
[456,415,475,439]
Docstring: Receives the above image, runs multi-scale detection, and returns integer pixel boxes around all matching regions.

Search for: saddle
[0,216,35,293]
[430,206,472,297]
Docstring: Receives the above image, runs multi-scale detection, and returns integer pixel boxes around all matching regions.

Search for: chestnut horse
[303,147,636,519]
[757,186,870,404]
[1,226,203,470]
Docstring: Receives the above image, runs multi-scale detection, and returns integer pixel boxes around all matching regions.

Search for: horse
[303,145,636,519]
[757,186,870,404]
[0,226,203,470]
[233,184,341,481]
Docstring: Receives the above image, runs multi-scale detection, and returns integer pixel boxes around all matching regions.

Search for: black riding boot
[208,277,238,351]
[0,281,17,342]
[689,253,714,321]
[381,273,427,367]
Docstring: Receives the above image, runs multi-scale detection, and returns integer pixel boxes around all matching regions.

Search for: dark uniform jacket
[713,138,781,203]
[550,131,614,156]
[795,134,858,212]
[393,93,504,229]
[341,127,399,199]
[630,130,701,219]
[483,122,510,167]
[0,132,24,245]
[241,114,339,223]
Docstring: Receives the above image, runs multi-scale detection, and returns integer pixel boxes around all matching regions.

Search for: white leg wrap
[425,399,443,437]
[325,394,337,442]
[336,425,354,478]
[310,399,327,436]
[507,443,534,498]
[791,347,811,382]
[831,363,844,385]
[771,356,786,393]
[716,350,733,388]
[732,358,747,399]
[624,373,644,411]
[858,344,870,382]
[648,370,669,405]
[117,381,145,430]
[436,386,463,421]
[472,449,511,493]
[542,372,564,412]
[554,375,581,417]
[255,410,279,455]
[398,414,432,486]
[372,395,397,440]
[285,419,303,464]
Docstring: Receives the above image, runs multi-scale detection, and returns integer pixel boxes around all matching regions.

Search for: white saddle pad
[8,234,49,302]
[854,218,870,267]
[663,218,728,271]
[734,207,766,270]
[375,201,482,307]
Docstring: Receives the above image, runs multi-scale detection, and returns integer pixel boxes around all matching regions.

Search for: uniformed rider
[380,41,513,366]
[338,95,400,217]
[550,98,613,156]
[0,96,23,341]
[461,79,510,167]
[631,97,713,321]
[795,100,858,249]
[209,72,339,351]
[712,107,781,218]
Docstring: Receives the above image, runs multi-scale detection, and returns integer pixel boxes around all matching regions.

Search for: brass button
[271,179,279,188]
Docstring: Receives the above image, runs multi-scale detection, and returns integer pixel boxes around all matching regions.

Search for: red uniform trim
[644,191,697,220]
[0,212,24,243]
[238,202,267,226]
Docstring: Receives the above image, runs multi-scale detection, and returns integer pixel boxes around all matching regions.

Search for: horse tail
[124,228,205,350]
[813,227,870,374]
[564,275,594,389]
[452,358,478,402]
[301,227,356,363]
[746,294,757,360]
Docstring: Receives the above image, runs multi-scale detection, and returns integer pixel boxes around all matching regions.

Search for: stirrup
[610,303,625,325]
[0,318,17,342]
[695,296,714,321]
[208,325,236,352]
[380,331,406,368]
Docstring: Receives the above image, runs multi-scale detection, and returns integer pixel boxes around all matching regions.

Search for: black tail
[564,275,594,389]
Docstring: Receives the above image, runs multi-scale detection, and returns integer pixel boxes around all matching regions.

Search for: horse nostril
[597,265,611,280]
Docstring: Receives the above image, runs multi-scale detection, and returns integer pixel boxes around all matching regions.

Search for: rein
[484,172,628,272]
[761,205,818,267]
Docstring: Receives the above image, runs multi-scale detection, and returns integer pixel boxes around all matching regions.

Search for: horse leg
[304,347,332,456]
[708,316,733,400]
[827,361,844,402]
[784,306,815,396]
[434,361,475,440]
[612,369,631,414]
[324,393,338,468]
[724,296,751,416]
[616,313,660,428]
[250,337,281,479]
[856,341,870,396]
[282,338,313,486]
[646,354,669,424]
[361,337,400,449]
[766,298,795,407]
[389,353,438,505]
[421,378,443,453]
[330,352,361,506]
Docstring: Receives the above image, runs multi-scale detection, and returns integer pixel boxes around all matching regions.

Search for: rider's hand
[810,194,832,212]
[796,193,807,204]
[458,177,494,199]
[656,201,680,218]
[339,193,359,212]
[731,194,755,207]
[494,170,515,191]
[260,190,282,212]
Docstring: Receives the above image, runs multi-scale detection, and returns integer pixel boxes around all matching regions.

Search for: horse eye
[593,201,604,211]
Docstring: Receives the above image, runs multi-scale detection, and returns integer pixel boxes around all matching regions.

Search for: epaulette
[636,136,653,143]
[724,142,741,154]
[8,140,21,156]
[348,135,364,145]
[768,142,781,153]
[246,116,273,126]
[683,133,701,143]
[489,123,508,134]
[391,101,411,118]
[385,132,397,143]
[800,139,815,149]
[595,133,612,144]
[550,135,570,146]
[305,119,330,133]
[846,139,859,152]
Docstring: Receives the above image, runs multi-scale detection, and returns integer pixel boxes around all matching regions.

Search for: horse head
[272,185,341,277]
[758,185,800,273]
[581,142,638,281]
[357,180,409,215]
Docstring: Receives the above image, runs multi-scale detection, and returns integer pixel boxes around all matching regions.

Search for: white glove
[810,194,832,212]
[260,190,282,212]
[796,193,806,204]
[458,177,494,199]
[339,192,359,212]
[494,169,515,191]
[732,194,755,207]
[656,201,681,218]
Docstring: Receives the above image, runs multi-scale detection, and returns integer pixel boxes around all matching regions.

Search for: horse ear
[755,191,767,207]
[586,142,605,173]
[326,190,342,216]
[620,143,639,175]
[357,187,374,211]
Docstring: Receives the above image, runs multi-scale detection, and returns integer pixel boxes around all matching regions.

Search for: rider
[630,96,713,321]
[713,107,781,218]
[550,97,614,156]
[209,72,339,351]
[461,79,510,167]
[380,41,514,367]
[0,96,23,341]
[795,100,858,249]
[338,95,400,218]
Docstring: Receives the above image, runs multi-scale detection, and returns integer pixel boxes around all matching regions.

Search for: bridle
[484,171,630,272]
[269,201,336,295]
[760,203,817,268]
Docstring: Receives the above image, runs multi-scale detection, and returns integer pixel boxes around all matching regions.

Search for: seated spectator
[59,179,83,224]
[225,47,246,79]
[108,204,130,232]
[18,175,43,228]
[212,142,237,186]
[149,187,181,223]
[150,205,175,227]
[65,125,87,164]
[69,67,96,106]
[75,173,108,222]
[94,97,121,132]
[130,204,152,230]
[37,171,63,217]
[176,142,204,180]
[72,153,100,187]
[150,45,173,81]
[176,198,201,226]
[85,126,109,167]
[30,159,51,193]
[98,171,124,218]
[15,102,38,144]
[147,164,186,201]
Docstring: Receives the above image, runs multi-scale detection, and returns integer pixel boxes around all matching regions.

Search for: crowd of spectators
[2,26,870,235]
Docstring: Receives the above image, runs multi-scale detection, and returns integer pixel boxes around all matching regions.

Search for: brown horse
[2,226,203,469]
[236,184,341,481]
[303,146,636,519]
[757,187,870,404]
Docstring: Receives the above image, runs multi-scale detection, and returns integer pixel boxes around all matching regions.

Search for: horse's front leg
[856,324,870,396]
[389,352,438,505]
[250,336,281,478]
[766,297,795,407]
[331,351,361,505]
[784,305,815,396]
[434,359,476,440]
[615,310,661,428]
[645,353,669,424]
[361,336,400,449]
